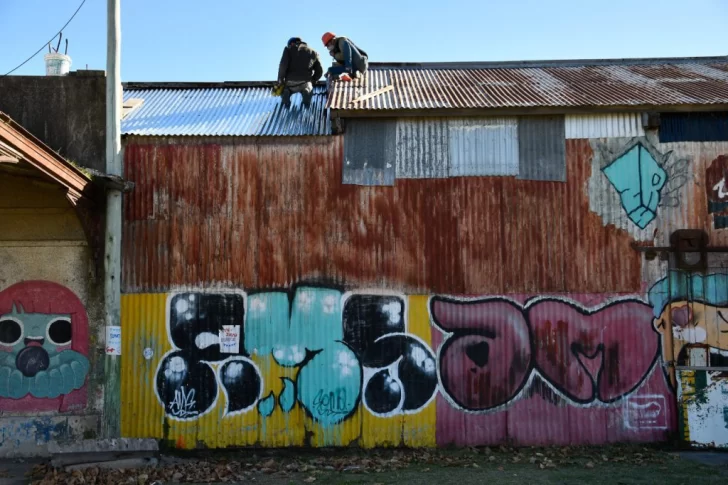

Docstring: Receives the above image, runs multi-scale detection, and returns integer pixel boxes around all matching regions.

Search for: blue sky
[1,0,727,82]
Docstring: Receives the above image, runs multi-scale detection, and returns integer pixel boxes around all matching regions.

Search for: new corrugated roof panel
[122,85,331,136]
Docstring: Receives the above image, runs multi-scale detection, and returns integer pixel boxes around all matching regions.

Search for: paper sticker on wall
[220,325,240,354]
[106,326,121,355]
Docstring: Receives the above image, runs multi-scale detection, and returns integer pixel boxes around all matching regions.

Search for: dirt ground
[14,445,728,485]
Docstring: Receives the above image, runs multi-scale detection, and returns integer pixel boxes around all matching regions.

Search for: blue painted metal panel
[122,86,330,137]
[659,112,728,142]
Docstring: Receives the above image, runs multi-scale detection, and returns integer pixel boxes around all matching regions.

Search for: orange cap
[322,32,336,46]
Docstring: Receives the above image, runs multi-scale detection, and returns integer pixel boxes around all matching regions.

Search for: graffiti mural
[589,137,691,235]
[705,155,728,229]
[343,293,437,417]
[431,296,660,410]
[649,271,728,368]
[156,289,440,426]
[601,141,667,229]
[678,370,728,448]
[132,286,677,448]
[0,281,89,412]
[155,291,262,420]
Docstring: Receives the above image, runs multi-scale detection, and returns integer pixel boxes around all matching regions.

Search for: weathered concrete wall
[0,71,106,172]
[0,174,104,456]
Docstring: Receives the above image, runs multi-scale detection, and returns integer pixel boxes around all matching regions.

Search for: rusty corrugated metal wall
[120,125,728,449]
[122,136,643,295]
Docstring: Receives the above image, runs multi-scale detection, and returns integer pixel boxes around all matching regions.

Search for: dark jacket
[278,42,323,83]
[330,37,368,70]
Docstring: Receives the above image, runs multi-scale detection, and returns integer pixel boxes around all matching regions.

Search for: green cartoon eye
[0,318,23,346]
[47,318,72,346]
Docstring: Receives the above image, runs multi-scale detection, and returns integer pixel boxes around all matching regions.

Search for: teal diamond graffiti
[602,143,667,229]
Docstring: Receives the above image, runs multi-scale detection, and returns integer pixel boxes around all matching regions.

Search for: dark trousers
[281,82,313,108]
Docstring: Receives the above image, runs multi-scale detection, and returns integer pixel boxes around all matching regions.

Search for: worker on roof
[322,32,369,80]
[277,37,324,108]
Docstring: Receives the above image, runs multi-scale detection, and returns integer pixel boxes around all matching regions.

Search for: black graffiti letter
[343,295,438,416]
[156,292,261,419]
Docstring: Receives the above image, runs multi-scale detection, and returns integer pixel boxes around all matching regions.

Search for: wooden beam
[350,85,394,105]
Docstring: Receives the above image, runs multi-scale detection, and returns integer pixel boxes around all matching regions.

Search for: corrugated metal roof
[328,57,728,111]
[122,85,330,136]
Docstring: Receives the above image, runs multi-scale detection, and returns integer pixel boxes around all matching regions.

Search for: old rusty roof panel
[329,58,728,111]
[122,85,330,136]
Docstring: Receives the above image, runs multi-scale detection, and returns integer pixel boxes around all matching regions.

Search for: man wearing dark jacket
[322,32,368,79]
[278,37,323,108]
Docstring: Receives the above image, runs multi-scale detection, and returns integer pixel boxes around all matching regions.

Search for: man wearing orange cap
[322,32,368,79]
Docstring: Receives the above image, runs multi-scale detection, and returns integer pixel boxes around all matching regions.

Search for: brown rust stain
[123,137,641,294]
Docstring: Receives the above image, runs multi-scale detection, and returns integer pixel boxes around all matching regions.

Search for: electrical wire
[1,0,87,77]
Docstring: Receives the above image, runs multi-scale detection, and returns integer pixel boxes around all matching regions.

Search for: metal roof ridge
[123,81,328,89]
[368,55,728,70]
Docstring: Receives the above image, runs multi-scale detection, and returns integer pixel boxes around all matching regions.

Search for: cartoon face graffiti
[650,272,728,367]
[705,155,728,229]
[0,281,89,402]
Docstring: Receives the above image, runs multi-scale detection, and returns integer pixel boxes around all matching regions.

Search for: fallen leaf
[304,477,317,483]
[585,462,595,469]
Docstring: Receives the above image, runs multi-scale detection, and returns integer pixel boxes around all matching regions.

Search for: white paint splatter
[225,362,244,379]
[334,350,358,377]
[249,297,266,312]
[297,291,315,312]
[291,345,305,364]
[409,346,436,374]
[382,301,402,325]
[175,299,189,314]
[164,356,187,377]
[195,332,219,349]
[322,295,337,314]
[682,373,728,446]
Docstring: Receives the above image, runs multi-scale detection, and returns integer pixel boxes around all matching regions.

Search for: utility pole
[103,0,122,438]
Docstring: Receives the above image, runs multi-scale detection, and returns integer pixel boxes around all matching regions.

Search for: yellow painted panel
[403,295,436,448]
[0,174,70,209]
[361,295,436,448]
[121,293,168,439]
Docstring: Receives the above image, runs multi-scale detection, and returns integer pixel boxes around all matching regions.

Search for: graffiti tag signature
[312,388,349,418]
[170,388,198,419]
